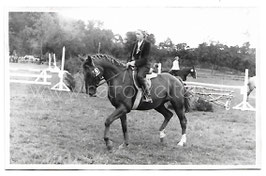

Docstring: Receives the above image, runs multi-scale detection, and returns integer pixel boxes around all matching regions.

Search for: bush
[64,56,84,74]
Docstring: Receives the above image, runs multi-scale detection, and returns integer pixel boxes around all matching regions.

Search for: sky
[59,6,259,48]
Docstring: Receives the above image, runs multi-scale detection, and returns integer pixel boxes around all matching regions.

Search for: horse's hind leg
[119,114,129,149]
[155,104,173,142]
[170,101,187,146]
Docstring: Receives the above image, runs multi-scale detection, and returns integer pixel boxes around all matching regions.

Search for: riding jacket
[128,40,151,68]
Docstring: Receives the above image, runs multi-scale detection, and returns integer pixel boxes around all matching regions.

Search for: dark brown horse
[169,66,197,81]
[83,54,190,150]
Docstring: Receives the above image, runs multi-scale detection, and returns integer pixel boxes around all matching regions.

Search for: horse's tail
[184,87,191,113]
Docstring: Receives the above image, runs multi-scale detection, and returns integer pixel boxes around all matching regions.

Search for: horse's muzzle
[89,93,97,97]
[88,86,97,97]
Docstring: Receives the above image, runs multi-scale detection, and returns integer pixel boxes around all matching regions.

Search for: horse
[83,54,190,150]
[247,76,256,100]
[168,66,197,81]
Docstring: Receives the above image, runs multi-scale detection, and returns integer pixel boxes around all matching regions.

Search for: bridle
[92,67,128,87]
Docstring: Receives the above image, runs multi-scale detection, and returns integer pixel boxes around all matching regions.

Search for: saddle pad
[131,71,157,109]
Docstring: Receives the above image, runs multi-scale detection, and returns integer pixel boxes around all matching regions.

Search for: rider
[126,29,153,103]
[169,56,180,75]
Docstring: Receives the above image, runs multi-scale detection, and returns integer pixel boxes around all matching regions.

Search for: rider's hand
[126,62,130,68]
[126,61,135,68]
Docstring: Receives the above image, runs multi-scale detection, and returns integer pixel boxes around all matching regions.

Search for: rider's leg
[137,66,152,102]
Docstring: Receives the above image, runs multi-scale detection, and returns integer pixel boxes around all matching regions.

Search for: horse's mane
[91,54,126,68]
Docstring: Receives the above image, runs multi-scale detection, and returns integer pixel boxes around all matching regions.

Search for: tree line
[9,12,256,75]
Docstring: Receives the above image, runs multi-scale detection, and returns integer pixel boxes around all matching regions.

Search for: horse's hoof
[105,140,113,151]
[107,145,113,151]
[177,142,186,147]
[118,143,129,149]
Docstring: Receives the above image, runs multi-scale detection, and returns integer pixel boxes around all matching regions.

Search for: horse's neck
[101,64,126,85]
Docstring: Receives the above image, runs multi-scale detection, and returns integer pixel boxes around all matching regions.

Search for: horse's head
[190,66,197,79]
[83,55,103,97]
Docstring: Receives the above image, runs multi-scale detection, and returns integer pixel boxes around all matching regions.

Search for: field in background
[8,63,256,166]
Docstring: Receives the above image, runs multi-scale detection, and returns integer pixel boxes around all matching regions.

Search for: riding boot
[141,78,153,103]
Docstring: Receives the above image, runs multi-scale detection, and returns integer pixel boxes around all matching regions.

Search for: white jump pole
[233,69,255,111]
[48,53,52,70]
[51,46,70,92]
[52,53,60,72]
[47,53,60,73]
[53,54,56,67]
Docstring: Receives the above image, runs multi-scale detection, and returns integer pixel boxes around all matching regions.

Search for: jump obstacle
[183,69,255,111]
[9,46,70,92]
[154,64,254,111]
[232,69,255,111]
[9,67,52,85]
[186,85,234,110]
[10,53,59,85]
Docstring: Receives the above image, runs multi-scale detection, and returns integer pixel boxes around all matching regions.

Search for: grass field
[8,63,257,167]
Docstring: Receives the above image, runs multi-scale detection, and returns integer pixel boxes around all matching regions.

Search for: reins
[96,68,128,87]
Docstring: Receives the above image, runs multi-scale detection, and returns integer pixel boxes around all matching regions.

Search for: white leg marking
[160,129,166,139]
[177,134,187,146]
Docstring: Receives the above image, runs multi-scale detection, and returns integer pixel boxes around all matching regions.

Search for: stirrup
[143,95,153,103]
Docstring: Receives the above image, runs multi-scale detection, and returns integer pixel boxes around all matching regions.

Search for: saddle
[131,68,158,109]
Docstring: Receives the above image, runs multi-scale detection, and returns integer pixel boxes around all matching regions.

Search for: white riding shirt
[171,60,180,70]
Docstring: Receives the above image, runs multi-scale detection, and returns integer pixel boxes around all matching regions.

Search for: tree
[31,13,61,58]
[146,33,156,45]
[158,38,176,54]
[176,43,188,51]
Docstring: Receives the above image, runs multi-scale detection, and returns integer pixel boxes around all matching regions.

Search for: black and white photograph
[2,0,265,174]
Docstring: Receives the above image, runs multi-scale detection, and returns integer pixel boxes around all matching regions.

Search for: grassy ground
[8,63,256,166]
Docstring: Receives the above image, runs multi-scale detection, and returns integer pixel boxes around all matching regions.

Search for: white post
[61,47,65,71]
[53,53,57,67]
[48,53,52,70]
[243,69,249,102]
[50,53,60,72]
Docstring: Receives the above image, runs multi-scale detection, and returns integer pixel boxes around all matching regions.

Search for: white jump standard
[233,69,255,111]
[51,46,70,92]
[47,53,60,73]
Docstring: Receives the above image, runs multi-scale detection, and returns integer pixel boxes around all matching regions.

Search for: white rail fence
[10,68,51,85]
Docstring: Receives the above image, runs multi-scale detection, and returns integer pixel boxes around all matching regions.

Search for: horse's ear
[86,55,93,66]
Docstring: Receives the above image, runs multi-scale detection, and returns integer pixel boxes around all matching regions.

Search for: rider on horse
[126,29,152,103]
[169,56,180,76]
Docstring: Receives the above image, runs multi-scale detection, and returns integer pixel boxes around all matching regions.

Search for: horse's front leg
[104,104,128,150]
[84,78,88,94]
